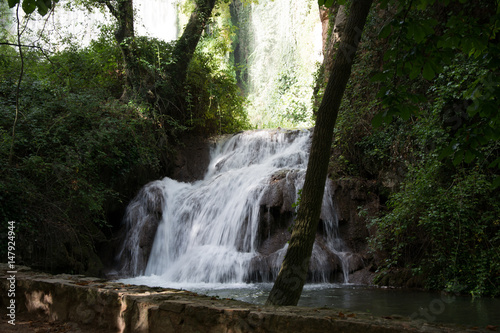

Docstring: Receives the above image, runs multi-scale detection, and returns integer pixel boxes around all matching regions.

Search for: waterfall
[230,0,323,127]
[117,129,352,285]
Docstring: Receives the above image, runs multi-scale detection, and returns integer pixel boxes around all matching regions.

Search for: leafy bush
[318,3,500,296]
[184,29,251,134]
[367,54,500,297]
[0,39,162,274]
[116,32,250,135]
[370,158,500,296]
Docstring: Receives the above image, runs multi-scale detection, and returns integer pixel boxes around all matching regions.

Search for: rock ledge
[0,265,483,332]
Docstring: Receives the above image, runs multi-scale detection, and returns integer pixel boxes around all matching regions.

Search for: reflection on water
[120,277,500,327]
[214,283,500,327]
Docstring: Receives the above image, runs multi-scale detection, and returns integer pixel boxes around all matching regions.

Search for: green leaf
[413,24,427,43]
[408,93,426,104]
[429,59,443,76]
[464,150,475,164]
[379,24,392,39]
[488,157,500,169]
[438,144,454,160]
[370,71,390,82]
[424,18,438,28]
[422,62,435,80]
[492,176,500,189]
[399,105,412,120]
[22,0,37,14]
[409,64,420,80]
[36,0,49,15]
[453,150,464,165]
[324,0,335,7]
[372,112,384,128]
[8,0,19,8]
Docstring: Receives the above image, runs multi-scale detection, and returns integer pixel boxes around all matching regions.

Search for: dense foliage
[183,12,250,134]
[0,34,162,273]
[323,0,500,296]
[0,5,249,273]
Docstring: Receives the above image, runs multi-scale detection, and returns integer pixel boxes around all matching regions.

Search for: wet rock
[345,253,366,273]
[255,169,301,251]
[170,134,213,182]
[115,183,165,276]
[333,178,379,254]
[259,169,301,214]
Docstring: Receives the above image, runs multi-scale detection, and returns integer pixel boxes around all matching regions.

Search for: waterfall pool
[117,129,500,328]
[118,277,500,328]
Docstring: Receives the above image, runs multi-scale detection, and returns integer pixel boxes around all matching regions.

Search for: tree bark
[102,0,216,106]
[168,0,217,89]
[265,0,374,307]
[102,0,136,100]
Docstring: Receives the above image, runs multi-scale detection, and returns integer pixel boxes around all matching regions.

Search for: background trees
[0,0,249,274]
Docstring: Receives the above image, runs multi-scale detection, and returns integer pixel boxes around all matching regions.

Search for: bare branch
[98,0,118,19]
[9,3,24,165]
[0,41,49,50]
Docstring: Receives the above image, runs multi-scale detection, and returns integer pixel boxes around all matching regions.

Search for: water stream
[117,129,350,283]
[117,129,500,328]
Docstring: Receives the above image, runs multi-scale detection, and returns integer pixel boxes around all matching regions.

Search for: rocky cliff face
[168,134,214,182]
[332,177,380,284]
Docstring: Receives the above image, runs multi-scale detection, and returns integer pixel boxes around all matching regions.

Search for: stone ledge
[0,265,485,332]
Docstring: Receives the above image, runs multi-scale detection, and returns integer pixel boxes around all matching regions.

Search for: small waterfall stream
[117,129,352,286]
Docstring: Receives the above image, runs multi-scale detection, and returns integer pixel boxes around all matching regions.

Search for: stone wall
[0,265,476,332]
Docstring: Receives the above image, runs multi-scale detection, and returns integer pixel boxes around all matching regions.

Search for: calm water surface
[120,277,500,327]
[202,283,500,327]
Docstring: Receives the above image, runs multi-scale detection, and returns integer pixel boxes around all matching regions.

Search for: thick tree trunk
[168,0,217,89]
[265,0,373,307]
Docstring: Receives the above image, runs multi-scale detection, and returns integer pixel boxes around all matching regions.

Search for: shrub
[0,40,162,274]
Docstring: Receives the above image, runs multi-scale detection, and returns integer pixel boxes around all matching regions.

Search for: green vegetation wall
[319,0,500,297]
[0,33,163,274]
[0,3,250,274]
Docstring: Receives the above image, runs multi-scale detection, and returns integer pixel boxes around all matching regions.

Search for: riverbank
[1,264,495,332]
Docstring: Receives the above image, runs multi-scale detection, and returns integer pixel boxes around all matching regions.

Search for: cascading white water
[235,0,323,127]
[117,129,352,285]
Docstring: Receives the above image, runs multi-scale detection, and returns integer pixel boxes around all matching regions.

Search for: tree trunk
[265,0,374,307]
[103,0,216,106]
[168,0,217,89]
[103,0,136,100]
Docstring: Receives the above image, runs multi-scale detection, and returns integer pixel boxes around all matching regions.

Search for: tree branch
[9,4,24,165]
[98,0,118,19]
[0,41,48,50]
